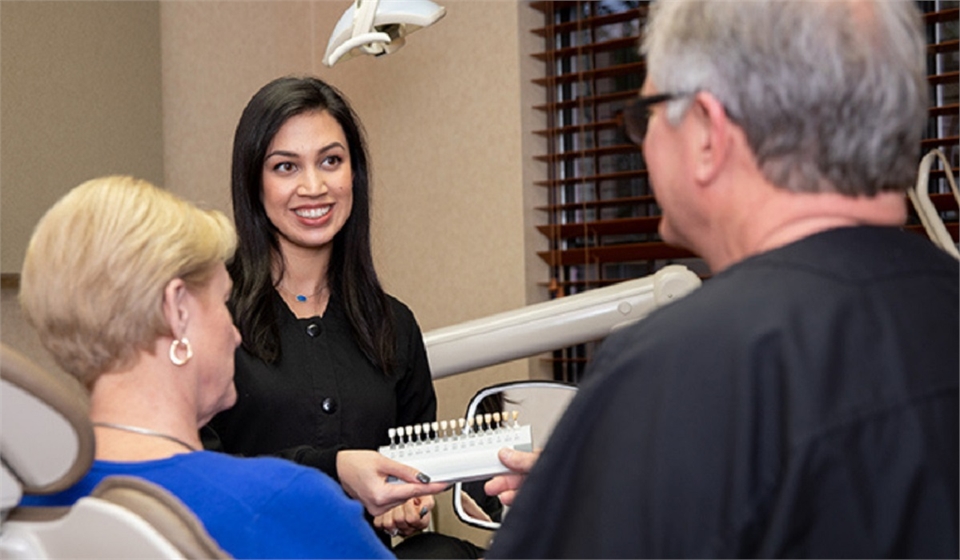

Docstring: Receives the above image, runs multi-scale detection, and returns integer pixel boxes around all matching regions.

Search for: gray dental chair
[0,343,228,559]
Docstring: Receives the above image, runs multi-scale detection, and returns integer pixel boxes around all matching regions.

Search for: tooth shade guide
[383,413,529,454]
[378,417,534,484]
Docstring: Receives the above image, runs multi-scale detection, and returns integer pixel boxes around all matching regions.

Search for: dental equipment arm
[323,0,446,67]
[908,149,960,259]
[424,265,702,380]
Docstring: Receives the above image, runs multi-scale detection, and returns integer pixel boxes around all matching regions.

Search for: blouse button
[321,397,337,414]
[306,323,321,337]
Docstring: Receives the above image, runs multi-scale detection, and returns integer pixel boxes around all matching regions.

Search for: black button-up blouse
[205,290,437,482]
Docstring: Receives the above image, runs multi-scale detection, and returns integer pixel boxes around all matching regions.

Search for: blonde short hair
[20,176,237,387]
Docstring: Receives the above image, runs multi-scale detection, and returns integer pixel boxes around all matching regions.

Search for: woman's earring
[169,337,193,366]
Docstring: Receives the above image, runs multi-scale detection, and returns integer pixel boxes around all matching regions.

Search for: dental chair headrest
[1,344,94,510]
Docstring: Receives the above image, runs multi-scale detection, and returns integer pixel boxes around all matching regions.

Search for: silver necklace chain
[92,422,198,452]
[276,283,328,303]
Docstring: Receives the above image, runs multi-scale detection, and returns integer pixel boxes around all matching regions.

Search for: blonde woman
[18,175,394,559]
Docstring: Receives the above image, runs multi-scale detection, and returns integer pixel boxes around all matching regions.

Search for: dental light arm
[323,0,446,67]
[908,149,960,259]
[424,265,702,380]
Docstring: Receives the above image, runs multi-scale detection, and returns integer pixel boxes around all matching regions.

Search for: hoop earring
[169,337,193,366]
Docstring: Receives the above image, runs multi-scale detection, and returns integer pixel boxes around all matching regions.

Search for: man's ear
[162,278,190,340]
[690,91,735,186]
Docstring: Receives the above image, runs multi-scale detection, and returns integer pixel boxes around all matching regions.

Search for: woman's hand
[484,447,540,506]
[373,495,435,537]
[336,449,448,516]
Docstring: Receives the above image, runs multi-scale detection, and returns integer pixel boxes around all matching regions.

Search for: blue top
[20,450,394,559]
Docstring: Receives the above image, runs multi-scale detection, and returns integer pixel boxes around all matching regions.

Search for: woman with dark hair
[203,76,480,557]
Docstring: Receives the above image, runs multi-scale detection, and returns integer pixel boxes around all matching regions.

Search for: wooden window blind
[531,1,959,384]
[917,1,959,240]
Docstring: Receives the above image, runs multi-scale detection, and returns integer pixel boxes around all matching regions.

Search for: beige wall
[0,0,164,273]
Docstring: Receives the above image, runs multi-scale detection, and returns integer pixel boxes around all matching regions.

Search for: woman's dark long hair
[229,76,396,373]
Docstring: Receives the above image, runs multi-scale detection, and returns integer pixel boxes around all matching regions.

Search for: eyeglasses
[621,92,691,145]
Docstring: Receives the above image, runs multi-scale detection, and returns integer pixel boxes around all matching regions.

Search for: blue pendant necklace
[277,283,328,303]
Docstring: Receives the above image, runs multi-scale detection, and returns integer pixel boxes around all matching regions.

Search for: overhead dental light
[323,0,446,67]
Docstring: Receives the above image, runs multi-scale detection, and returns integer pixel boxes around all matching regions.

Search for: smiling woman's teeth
[296,207,330,219]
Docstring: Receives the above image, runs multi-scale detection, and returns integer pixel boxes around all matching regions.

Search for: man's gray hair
[642,0,928,196]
